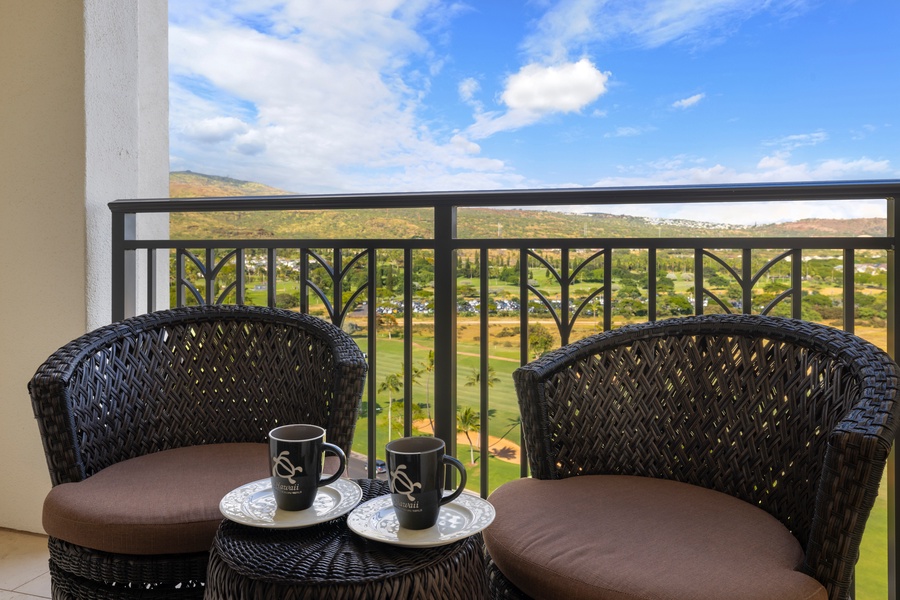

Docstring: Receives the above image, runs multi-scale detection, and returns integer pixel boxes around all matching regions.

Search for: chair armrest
[803,352,899,600]
[29,323,132,485]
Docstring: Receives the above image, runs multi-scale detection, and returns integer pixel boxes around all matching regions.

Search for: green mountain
[169,171,886,239]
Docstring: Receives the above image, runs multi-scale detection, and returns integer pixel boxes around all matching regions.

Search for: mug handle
[439,455,467,505]
[319,443,346,487]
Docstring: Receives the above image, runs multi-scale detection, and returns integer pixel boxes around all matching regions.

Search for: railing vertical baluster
[603,250,612,330]
[887,196,898,600]
[742,250,752,314]
[367,249,378,479]
[561,250,570,346]
[235,249,245,305]
[519,247,529,479]
[433,206,458,465]
[694,250,704,315]
[111,210,127,321]
[648,248,657,321]
[480,248,490,497]
[519,248,529,366]
[300,249,309,314]
[205,248,214,305]
[843,249,855,335]
[266,248,276,308]
[792,249,802,319]
[404,248,413,438]
[146,249,156,313]
[176,249,185,308]
[889,197,898,359]
[333,248,343,327]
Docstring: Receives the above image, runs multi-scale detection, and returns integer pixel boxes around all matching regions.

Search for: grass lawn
[856,472,888,599]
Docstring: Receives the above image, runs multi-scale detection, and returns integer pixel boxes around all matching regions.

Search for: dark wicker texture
[486,314,899,600]
[28,305,368,600]
[484,553,528,600]
[205,478,487,599]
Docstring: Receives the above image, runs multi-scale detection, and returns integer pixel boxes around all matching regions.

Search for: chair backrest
[514,314,898,554]
[29,305,367,486]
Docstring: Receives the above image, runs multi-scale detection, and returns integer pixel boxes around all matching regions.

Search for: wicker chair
[28,305,367,599]
[484,314,899,600]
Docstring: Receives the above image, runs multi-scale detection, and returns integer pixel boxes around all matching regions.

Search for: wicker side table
[205,479,486,600]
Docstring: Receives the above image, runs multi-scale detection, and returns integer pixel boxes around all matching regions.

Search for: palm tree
[464,365,501,388]
[457,406,480,465]
[391,362,424,436]
[406,361,423,415]
[378,372,402,441]
[418,351,436,430]
[491,415,522,447]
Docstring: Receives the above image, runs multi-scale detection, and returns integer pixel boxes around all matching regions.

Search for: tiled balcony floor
[0,529,51,599]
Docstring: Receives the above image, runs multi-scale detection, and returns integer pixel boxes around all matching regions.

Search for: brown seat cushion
[43,443,344,555]
[484,475,826,600]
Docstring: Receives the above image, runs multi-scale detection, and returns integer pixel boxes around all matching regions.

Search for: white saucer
[346,492,495,548]
[220,477,362,529]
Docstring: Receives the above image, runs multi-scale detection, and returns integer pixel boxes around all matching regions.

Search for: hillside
[169,171,886,239]
[169,171,289,198]
[751,218,885,238]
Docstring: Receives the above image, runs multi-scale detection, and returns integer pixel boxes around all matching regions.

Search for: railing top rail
[109,179,900,214]
[121,237,893,250]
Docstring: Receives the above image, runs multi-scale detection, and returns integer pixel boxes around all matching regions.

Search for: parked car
[365,459,387,474]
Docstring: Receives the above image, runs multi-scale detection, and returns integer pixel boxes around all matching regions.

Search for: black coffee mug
[269,424,346,511]
[385,436,467,530]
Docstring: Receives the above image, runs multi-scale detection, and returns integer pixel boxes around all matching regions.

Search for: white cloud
[458,77,480,103]
[450,133,481,155]
[502,59,609,113]
[581,199,888,226]
[466,59,610,139]
[672,93,705,109]
[466,0,799,146]
[816,157,891,176]
[851,124,878,140]
[766,131,828,150]
[522,0,810,57]
[521,0,601,63]
[234,130,267,155]
[592,152,893,188]
[579,151,895,224]
[166,0,890,212]
[752,152,889,181]
[168,0,526,193]
[756,152,790,171]
[605,126,654,138]
[183,116,250,143]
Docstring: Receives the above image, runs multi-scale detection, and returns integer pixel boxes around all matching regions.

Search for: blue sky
[168,0,898,224]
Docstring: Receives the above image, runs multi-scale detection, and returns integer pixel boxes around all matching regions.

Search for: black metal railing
[111,180,900,598]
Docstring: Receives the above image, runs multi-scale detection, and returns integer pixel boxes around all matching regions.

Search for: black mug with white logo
[269,424,346,511]
[385,436,467,530]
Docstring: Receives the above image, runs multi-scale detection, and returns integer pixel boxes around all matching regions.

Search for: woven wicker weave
[486,314,899,600]
[205,478,487,600]
[28,305,368,599]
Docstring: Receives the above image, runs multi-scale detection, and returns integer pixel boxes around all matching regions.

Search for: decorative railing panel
[112,181,900,598]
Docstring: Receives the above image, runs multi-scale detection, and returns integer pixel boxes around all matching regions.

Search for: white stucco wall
[86,0,170,326]
[0,0,167,533]
[137,0,172,314]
